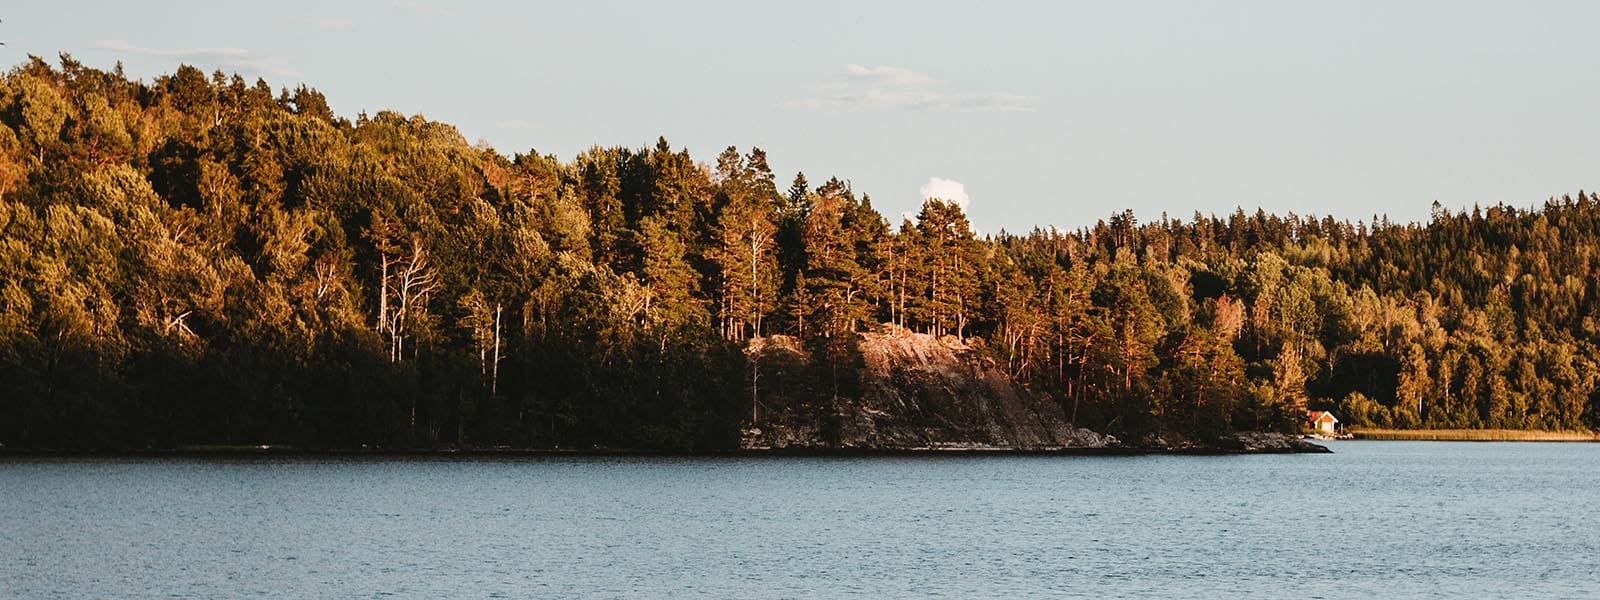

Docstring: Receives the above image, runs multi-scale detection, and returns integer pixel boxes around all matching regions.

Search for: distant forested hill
[1,56,1595,449]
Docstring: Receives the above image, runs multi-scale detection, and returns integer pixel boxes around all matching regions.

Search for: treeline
[1,56,1596,449]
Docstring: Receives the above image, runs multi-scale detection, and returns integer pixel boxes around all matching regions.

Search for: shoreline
[1347,428,1599,442]
[0,441,1329,458]
[0,446,1144,458]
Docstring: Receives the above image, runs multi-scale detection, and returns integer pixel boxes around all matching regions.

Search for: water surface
[3,442,1597,598]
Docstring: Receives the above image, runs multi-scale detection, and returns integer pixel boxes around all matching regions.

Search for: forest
[2,56,1597,450]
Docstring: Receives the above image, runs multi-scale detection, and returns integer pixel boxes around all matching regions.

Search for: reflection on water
[3,442,1598,598]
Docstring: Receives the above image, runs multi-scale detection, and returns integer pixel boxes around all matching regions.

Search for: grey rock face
[745,331,1117,451]
[740,330,1327,454]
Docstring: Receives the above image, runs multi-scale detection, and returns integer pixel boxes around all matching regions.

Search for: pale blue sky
[7,1,1598,232]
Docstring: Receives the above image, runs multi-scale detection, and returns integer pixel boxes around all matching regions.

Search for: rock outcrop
[1209,431,1333,453]
[740,329,1328,454]
[742,330,1118,451]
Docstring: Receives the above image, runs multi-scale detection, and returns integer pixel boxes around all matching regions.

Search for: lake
[3,442,1598,599]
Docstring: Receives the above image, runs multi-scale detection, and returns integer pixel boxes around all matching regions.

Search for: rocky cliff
[741,331,1118,451]
[740,330,1328,454]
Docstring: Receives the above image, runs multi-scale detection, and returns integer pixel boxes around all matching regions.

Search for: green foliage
[2,57,1598,449]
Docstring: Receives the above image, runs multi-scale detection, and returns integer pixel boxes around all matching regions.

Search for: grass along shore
[1348,428,1600,442]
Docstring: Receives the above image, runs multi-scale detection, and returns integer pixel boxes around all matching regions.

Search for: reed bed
[1348,428,1599,442]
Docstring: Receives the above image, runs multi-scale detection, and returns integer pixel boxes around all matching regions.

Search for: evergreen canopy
[2,56,1596,449]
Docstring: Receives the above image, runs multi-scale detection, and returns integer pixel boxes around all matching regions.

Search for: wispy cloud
[496,118,542,131]
[94,39,297,78]
[842,64,939,87]
[793,64,1036,113]
[297,16,353,31]
[394,0,461,18]
[794,90,1036,112]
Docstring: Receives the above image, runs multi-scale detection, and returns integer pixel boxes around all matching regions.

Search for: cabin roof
[1307,410,1338,424]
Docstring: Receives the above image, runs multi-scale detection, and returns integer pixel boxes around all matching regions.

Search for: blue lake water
[3,441,1598,599]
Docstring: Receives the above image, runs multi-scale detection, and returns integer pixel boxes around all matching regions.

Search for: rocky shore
[741,331,1329,455]
[1135,431,1331,454]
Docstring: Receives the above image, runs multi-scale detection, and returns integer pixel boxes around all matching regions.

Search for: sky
[5,1,1599,233]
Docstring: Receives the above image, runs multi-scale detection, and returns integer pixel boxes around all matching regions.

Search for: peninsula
[0,57,1592,453]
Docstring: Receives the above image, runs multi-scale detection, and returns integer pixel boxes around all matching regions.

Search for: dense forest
[2,56,1597,450]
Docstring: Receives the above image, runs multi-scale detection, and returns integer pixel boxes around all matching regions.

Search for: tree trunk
[491,302,502,398]
[750,354,760,424]
[377,254,390,334]
[750,234,762,338]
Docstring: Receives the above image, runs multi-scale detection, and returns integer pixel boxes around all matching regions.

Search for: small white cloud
[920,177,970,211]
[793,64,1036,113]
[93,39,297,78]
